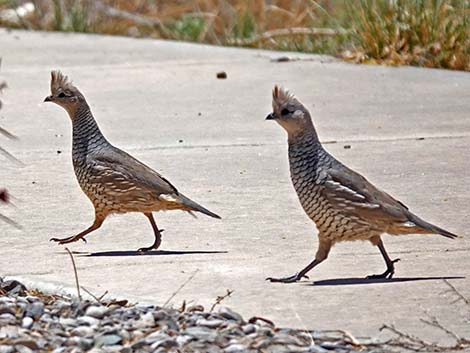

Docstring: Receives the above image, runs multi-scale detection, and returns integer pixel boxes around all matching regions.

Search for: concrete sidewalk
[1,29,469,343]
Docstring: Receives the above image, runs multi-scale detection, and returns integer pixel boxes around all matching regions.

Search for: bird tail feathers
[180,195,221,219]
[410,215,460,239]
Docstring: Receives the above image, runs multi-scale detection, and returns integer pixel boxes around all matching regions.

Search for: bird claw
[266,272,307,283]
[137,247,152,253]
[49,236,85,245]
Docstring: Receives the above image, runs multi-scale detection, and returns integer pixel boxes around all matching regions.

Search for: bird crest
[50,70,76,94]
[272,85,296,108]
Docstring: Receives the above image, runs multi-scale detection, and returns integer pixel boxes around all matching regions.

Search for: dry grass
[1,0,470,70]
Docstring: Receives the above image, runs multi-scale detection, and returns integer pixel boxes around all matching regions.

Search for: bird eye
[58,92,66,98]
[281,108,290,116]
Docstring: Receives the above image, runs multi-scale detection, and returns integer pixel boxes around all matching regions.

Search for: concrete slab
[1,29,469,342]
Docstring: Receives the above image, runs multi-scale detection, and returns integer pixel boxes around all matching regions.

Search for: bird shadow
[82,249,228,257]
[307,276,465,286]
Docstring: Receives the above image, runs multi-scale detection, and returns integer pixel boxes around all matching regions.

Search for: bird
[44,71,220,252]
[265,86,459,283]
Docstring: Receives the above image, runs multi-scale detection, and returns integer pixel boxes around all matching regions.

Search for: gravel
[0,278,407,352]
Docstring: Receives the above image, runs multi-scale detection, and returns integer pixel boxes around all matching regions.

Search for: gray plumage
[266,86,458,283]
[46,71,219,251]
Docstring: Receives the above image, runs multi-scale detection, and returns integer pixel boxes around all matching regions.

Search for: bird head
[266,85,314,136]
[44,71,85,115]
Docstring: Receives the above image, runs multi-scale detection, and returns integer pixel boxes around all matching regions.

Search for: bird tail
[180,195,221,219]
[409,214,460,239]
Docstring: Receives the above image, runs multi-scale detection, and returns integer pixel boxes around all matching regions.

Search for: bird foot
[50,235,87,245]
[137,229,164,252]
[366,258,400,279]
[266,272,309,283]
[137,246,157,253]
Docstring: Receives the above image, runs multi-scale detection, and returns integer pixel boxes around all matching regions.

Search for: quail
[44,71,220,251]
[266,86,459,283]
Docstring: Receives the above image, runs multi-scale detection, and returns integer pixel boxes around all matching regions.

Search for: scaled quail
[45,71,220,251]
[266,86,459,283]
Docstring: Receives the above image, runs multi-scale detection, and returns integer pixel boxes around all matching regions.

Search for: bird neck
[71,103,107,162]
[287,128,321,149]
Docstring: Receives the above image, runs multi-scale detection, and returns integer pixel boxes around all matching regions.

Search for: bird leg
[50,215,104,245]
[267,239,331,283]
[138,213,164,252]
[367,238,400,279]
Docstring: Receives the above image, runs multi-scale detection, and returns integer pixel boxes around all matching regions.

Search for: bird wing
[321,164,410,226]
[89,146,179,196]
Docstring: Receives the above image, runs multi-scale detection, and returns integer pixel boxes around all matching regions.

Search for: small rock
[187,305,204,312]
[176,335,193,346]
[21,317,33,329]
[216,71,227,79]
[219,307,244,323]
[12,340,38,351]
[51,348,66,353]
[242,323,257,335]
[0,325,19,339]
[71,325,95,337]
[59,317,78,327]
[0,345,14,353]
[145,332,168,344]
[0,313,17,325]
[150,338,177,350]
[77,315,100,326]
[14,345,34,353]
[184,326,217,342]
[85,305,108,319]
[25,302,44,319]
[224,344,247,353]
[196,318,224,328]
[135,312,155,328]
[0,305,15,315]
[25,296,39,303]
[95,334,122,347]
[343,144,351,149]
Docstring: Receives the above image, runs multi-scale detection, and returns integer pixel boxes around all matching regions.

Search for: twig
[81,286,108,304]
[443,279,470,305]
[420,314,461,343]
[228,27,348,46]
[163,269,199,307]
[209,289,233,312]
[248,316,275,326]
[64,247,81,301]
[320,329,362,347]
[380,324,432,351]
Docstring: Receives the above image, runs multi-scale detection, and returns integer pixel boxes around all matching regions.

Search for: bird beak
[266,112,277,120]
[44,95,53,102]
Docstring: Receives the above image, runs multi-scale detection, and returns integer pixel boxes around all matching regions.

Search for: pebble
[21,317,33,329]
[224,343,247,353]
[77,315,100,326]
[0,278,388,353]
[85,305,108,319]
[219,306,244,323]
[242,323,257,335]
[71,325,95,337]
[95,334,122,347]
[135,311,155,328]
[25,301,44,319]
[196,318,224,328]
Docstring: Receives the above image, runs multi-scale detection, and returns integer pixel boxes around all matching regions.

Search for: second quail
[266,86,459,283]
